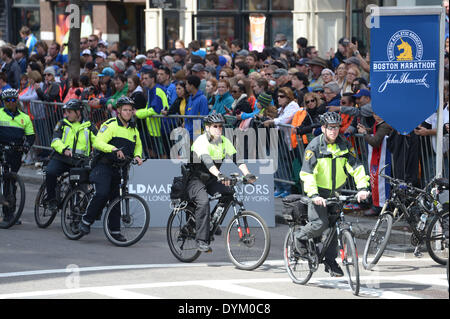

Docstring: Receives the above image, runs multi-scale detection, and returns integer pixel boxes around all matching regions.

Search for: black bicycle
[60,156,150,247]
[283,193,363,296]
[167,173,271,270]
[34,153,90,228]
[0,143,26,229]
[363,172,449,270]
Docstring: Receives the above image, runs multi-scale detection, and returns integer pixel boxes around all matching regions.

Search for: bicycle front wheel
[167,206,201,263]
[61,186,91,240]
[225,210,270,270]
[362,213,393,270]
[0,172,26,229]
[34,183,58,228]
[426,211,449,265]
[283,226,314,285]
[103,194,150,247]
[341,229,360,296]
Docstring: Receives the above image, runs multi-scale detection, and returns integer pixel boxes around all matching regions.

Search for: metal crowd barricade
[22,100,447,190]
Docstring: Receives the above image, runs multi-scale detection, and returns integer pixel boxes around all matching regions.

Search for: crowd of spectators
[1,18,449,214]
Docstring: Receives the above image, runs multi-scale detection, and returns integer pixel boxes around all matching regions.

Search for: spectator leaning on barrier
[357,113,394,217]
[106,73,128,114]
[211,79,234,115]
[136,68,169,158]
[264,87,300,198]
[184,75,209,140]
[36,66,61,103]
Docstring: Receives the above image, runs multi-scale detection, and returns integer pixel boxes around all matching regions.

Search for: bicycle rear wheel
[61,186,91,240]
[0,172,25,229]
[426,211,449,265]
[362,213,393,270]
[225,210,270,270]
[34,183,58,228]
[283,226,314,285]
[167,206,201,263]
[103,194,150,247]
[341,229,360,296]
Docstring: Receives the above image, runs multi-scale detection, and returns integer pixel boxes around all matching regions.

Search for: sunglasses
[45,73,53,76]
[212,124,223,128]
[80,41,87,45]
[278,95,286,99]
[4,98,16,102]
[326,126,340,131]
[305,99,315,104]
[231,90,239,93]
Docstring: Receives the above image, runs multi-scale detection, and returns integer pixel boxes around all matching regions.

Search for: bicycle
[60,156,150,247]
[363,172,449,270]
[283,193,363,296]
[167,173,271,270]
[34,153,90,228]
[0,143,26,229]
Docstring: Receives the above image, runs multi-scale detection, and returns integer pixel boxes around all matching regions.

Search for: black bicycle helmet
[320,111,342,126]
[63,99,83,111]
[116,96,136,109]
[1,88,19,100]
[204,113,225,125]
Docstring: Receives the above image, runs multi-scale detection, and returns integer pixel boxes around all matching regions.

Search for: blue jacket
[210,91,234,115]
[185,89,209,139]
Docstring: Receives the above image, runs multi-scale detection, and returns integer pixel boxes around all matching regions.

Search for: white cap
[82,49,92,56]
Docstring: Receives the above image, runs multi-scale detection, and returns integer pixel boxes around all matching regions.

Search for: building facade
[0,0,443,56]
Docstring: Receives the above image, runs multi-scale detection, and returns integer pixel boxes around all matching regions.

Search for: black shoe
[324,260,344,277]
[111,233,127,242]
[214,227,222,236]
[295,238,308,256]
[197,240,212,252]
[48,199,58,212]
[79,221,90,235]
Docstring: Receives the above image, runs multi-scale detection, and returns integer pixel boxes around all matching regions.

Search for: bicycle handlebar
[299,192,371,205]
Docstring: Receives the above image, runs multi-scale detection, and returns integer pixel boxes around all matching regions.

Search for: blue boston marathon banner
[371,13,441,135]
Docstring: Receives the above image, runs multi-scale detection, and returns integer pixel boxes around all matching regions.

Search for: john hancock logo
[373,29,436,93]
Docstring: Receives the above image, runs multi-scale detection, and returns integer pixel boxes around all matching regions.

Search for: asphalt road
[0,182,448,303]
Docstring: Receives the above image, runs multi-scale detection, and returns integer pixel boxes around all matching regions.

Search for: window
[196,16,236,47]
[198,0,239,10]
[244,0,268,10]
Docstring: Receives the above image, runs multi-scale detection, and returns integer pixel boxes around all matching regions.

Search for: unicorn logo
[396,38,413,61]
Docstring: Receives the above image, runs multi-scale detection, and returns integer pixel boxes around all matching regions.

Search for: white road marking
[0,257,435,279]
[0,274,446,299]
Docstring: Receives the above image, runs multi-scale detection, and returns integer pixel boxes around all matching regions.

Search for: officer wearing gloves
[296,112,370,277]
[79,96,143,242]
[45,99,97,212]
[188,113,256,252]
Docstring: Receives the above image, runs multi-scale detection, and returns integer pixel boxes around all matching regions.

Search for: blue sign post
[369,6,446,176]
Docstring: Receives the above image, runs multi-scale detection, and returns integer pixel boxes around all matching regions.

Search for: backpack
[170,164,191,200]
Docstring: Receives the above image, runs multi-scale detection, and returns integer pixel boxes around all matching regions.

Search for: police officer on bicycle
[188,113,256,252]
[0,88,34,219]
[79,96,143,242]
[45,99,97,212]
[296,112,370,276]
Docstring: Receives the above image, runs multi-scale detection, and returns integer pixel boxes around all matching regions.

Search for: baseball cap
[272,68,288,78]
[98,67,115,77]
[296,58,309,66]
[82,49,92,56]
[95,51,107,59]
[171,49,187,57]
[353,89,371,98]
[344,56,361,66]
[191,63,205,72]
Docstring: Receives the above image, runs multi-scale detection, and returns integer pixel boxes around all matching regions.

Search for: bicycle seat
[435,178,449,189]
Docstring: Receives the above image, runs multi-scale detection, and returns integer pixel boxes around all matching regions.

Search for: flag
[367,134,392,207]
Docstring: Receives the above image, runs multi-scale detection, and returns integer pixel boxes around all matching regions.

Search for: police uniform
[188,133,240,243]
[296,133,369,261]
[45,118,97,202]
[81,116,142,233]
[0,107,35,172]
